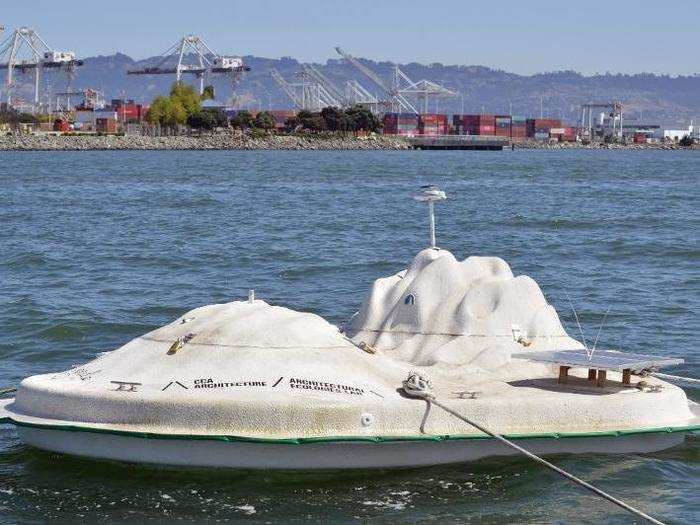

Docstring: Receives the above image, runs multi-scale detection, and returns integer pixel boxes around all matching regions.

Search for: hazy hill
[4,52,699,124]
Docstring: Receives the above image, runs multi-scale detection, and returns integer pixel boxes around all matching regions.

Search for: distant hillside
[3,52,699,124]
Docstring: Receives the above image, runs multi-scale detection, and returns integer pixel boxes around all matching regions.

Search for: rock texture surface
[0,133,411,151]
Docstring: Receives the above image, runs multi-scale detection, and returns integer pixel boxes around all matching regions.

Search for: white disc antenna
[413,185,447,249]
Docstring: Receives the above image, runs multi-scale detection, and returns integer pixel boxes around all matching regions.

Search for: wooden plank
[588,369,597,381]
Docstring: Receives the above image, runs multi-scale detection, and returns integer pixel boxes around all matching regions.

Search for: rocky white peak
[346,249,583,368]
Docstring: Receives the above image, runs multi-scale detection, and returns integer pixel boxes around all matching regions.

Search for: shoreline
[0,133,410,151]
[0,133,695,151]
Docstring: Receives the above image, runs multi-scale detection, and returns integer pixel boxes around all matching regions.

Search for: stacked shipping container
[511,116,527,141]
[549,127,577,142]
[453,115,496,136]
[116,104,144,122]
[96,118,118,133]
[526,118,562,139]
[382,114,578,142]
[384,113,420,135]
[494,115,511,138]
[418,114,448,136]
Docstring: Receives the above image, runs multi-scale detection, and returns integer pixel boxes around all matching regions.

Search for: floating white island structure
[1,186,697,472]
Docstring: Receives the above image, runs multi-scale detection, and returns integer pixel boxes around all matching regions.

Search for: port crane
[270,67,338,111]
[335,46,417,114]
[335,47,457,115]
[302,63,382,111]
[271,64,382,112]
[579,102,623,141]
[54,87,103,112]
[126,35,250,97]
[395,70,458,114]
[0,27,83,111]
[344,79,382,109]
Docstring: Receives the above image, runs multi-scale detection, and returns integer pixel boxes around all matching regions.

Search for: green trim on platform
[6,418,699,445]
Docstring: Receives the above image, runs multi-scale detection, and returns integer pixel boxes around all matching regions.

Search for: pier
[406,135,508,150]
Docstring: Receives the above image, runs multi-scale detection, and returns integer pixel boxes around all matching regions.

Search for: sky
[2,1,698,76]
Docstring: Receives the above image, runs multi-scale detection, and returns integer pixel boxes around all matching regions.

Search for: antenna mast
[413,185,447,249]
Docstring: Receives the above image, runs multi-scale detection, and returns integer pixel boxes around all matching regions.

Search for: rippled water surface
[1,149,698,524]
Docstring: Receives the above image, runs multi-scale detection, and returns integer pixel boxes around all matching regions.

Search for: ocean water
[0,149,698,524]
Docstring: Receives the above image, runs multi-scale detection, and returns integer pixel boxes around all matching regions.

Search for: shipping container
[453,115,498,135]
[495,115,512,127]
[96,118,118,133]
[418,114,447,135]
[526,118,562,137]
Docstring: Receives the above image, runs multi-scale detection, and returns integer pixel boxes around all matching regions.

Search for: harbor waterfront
[0,149,697,523]
[0,133,695,151]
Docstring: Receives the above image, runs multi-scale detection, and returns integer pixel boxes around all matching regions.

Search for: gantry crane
[344,79,382,110]
[579,102,623,141]
[335,47,457,115]
[270,67,340,111]
[271,64,382,112]
[127,35,250,96]
[394,69,457,114]
[0,27,83,111]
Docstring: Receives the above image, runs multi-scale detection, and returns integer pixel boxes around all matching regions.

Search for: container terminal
[0,27,696,149]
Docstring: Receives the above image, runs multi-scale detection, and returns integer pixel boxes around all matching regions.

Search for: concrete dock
[407,135,508,150]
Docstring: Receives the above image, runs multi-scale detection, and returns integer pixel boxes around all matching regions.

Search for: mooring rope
[401,372,665,525]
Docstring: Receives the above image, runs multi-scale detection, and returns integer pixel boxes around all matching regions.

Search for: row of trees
[0,105,51,125]
[228,106,382,135]
[285,106,381,134]
[145,83,382,134]
[230,110,276,131]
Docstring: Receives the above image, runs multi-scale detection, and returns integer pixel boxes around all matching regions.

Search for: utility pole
[540,95,543,119]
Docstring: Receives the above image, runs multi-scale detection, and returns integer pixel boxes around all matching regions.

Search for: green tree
[230,110,254,130]
[320,106,345,131]
[187,108,228,130]
[201,85,215,101]
[678,135,694,147]
[146,83,203,129]
[169,98,188,126]
[294,110,327,132]
[306,115,327,132]
[146,96,171,126]
[254,111,276,131]
[169,82,201,117]
[284,115,300,132]
[345,105,381,133]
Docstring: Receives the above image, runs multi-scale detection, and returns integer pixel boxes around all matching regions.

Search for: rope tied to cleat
[401,372,666,525]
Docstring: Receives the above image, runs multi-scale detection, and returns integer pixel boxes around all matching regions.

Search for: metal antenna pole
[428,201,436,248]
[413,185,446,249]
